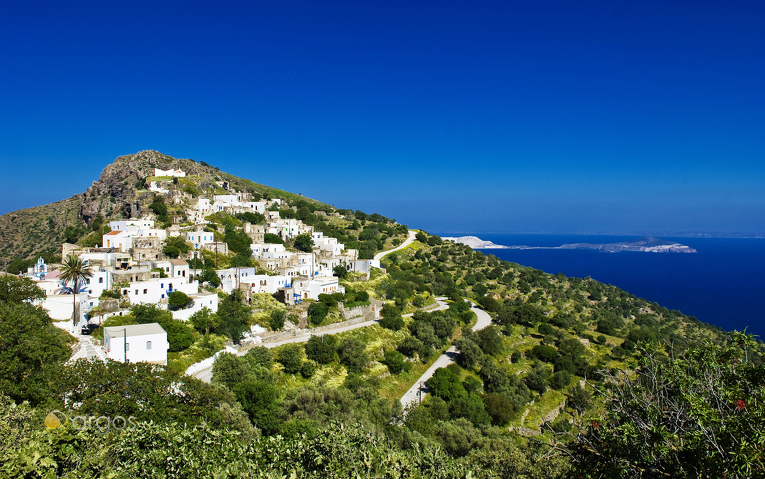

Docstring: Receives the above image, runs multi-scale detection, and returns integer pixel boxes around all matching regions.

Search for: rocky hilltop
[0,150,323,263]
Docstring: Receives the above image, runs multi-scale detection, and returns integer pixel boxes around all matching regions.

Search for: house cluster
[21,173,385,366]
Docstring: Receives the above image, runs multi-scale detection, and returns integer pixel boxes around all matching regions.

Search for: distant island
[444,236,698,253]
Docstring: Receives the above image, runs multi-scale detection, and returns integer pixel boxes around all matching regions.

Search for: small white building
[187,231,215,249]
[240,274,291,295]
[154,168,186,178]
[216,266,257,293]
[102,231,132,252]
[109,219,155,231]
[104,323,169,365]
[172,292,220,322]
[292,276,344,301]
[250,243,286,257]
[119,277,199,305]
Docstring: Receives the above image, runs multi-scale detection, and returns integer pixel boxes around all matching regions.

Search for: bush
[382,350,410,374]
[270,309,286,331]
[245,346,273,369]
[300,360,317,378]
[538,323,554,336]
[307,302,328,326]
[305,334,338,364]
[276,343,304,374]
[339,337,369,373]
[529,344,558,363]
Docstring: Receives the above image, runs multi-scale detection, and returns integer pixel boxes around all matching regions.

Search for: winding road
[374,230,417,261]
[399,302,492,410]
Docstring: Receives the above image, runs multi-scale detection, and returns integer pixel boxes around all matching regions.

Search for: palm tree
[59,254,93,333]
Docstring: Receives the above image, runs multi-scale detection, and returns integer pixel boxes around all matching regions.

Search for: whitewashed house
[292,276,344,301]
[154,168,186,178]
[187,231,215,249]
[104,323,169,365]
[239,274,291,295]
[172,291,220,321]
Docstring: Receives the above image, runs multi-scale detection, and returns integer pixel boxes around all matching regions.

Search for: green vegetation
[0,155,759,478]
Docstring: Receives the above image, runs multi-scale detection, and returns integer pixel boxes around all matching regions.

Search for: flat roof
[104,323,166,338]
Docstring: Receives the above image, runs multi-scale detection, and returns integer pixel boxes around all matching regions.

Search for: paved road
[400,303,492,410]
[190,297,450,383]
[374,230,417,261]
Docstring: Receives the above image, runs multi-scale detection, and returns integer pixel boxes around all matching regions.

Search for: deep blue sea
[440,234,765,338]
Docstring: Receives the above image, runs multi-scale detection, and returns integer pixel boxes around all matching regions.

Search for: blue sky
[1,0,763,234]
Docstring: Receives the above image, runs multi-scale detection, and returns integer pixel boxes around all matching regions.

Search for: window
[135,290,138,295]
[143,289,147,294]
[99,277,103,284]
[146,341,152,350]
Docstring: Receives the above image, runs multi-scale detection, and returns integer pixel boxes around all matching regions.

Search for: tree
[163,236,191,258]
[339,337,369,373]
[167,291,194,311]
[245,346,273,369]
[570,334,765,478]
[483,393,514,426]
[276,343,304,374]
[270,309,286,331]
[305,334,338,364]
[215,292,252,340]
[0,298,71,405]
[293,234,314,253]
[427,367,466,402]
[59,254,93,331]
[332,264,348,279]
[382,350,410,374]
[0,276,45,304]
[380,304,404,331]
[189,307,220,335]
[307,302,328,326]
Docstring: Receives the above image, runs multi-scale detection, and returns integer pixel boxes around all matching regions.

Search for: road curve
[400,302,492,410]
[374,230,417,261]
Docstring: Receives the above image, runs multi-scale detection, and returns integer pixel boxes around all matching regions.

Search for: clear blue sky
[1,0,763,234]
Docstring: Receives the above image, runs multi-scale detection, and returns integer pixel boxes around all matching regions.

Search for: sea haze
[440,234,765,338]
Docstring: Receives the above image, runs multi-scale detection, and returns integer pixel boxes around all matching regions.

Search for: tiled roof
[170,259,188,266]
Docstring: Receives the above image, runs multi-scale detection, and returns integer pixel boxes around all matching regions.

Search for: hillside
[0,150,327,269]
[1,150,760,478]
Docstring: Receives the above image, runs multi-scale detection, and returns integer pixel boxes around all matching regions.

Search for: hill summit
[0,150,321,266]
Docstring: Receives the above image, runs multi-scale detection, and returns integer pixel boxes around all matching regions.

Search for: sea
[438,234,765,338]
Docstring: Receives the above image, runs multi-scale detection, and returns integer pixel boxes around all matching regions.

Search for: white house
[109,219,155,231]
[187,231,215,249]
[292,276,344,301]
[239,274,291,295]
[104,323,169,365]
[172,291,220,321]
[216,266,257,293]
[102,231,132,252]
[83,270,112,298]
[119,277,199,305]
[170,259,189,279]
[251,243,286,257]
[154,168,186,178]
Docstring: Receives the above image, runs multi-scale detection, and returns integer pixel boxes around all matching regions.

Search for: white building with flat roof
[103,323,169,365]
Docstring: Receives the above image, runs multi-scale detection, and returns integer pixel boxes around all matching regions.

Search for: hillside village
[3,154,757,478]
[21,167,392,365]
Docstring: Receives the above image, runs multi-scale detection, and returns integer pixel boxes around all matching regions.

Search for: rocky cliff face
[80,150,199,223]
